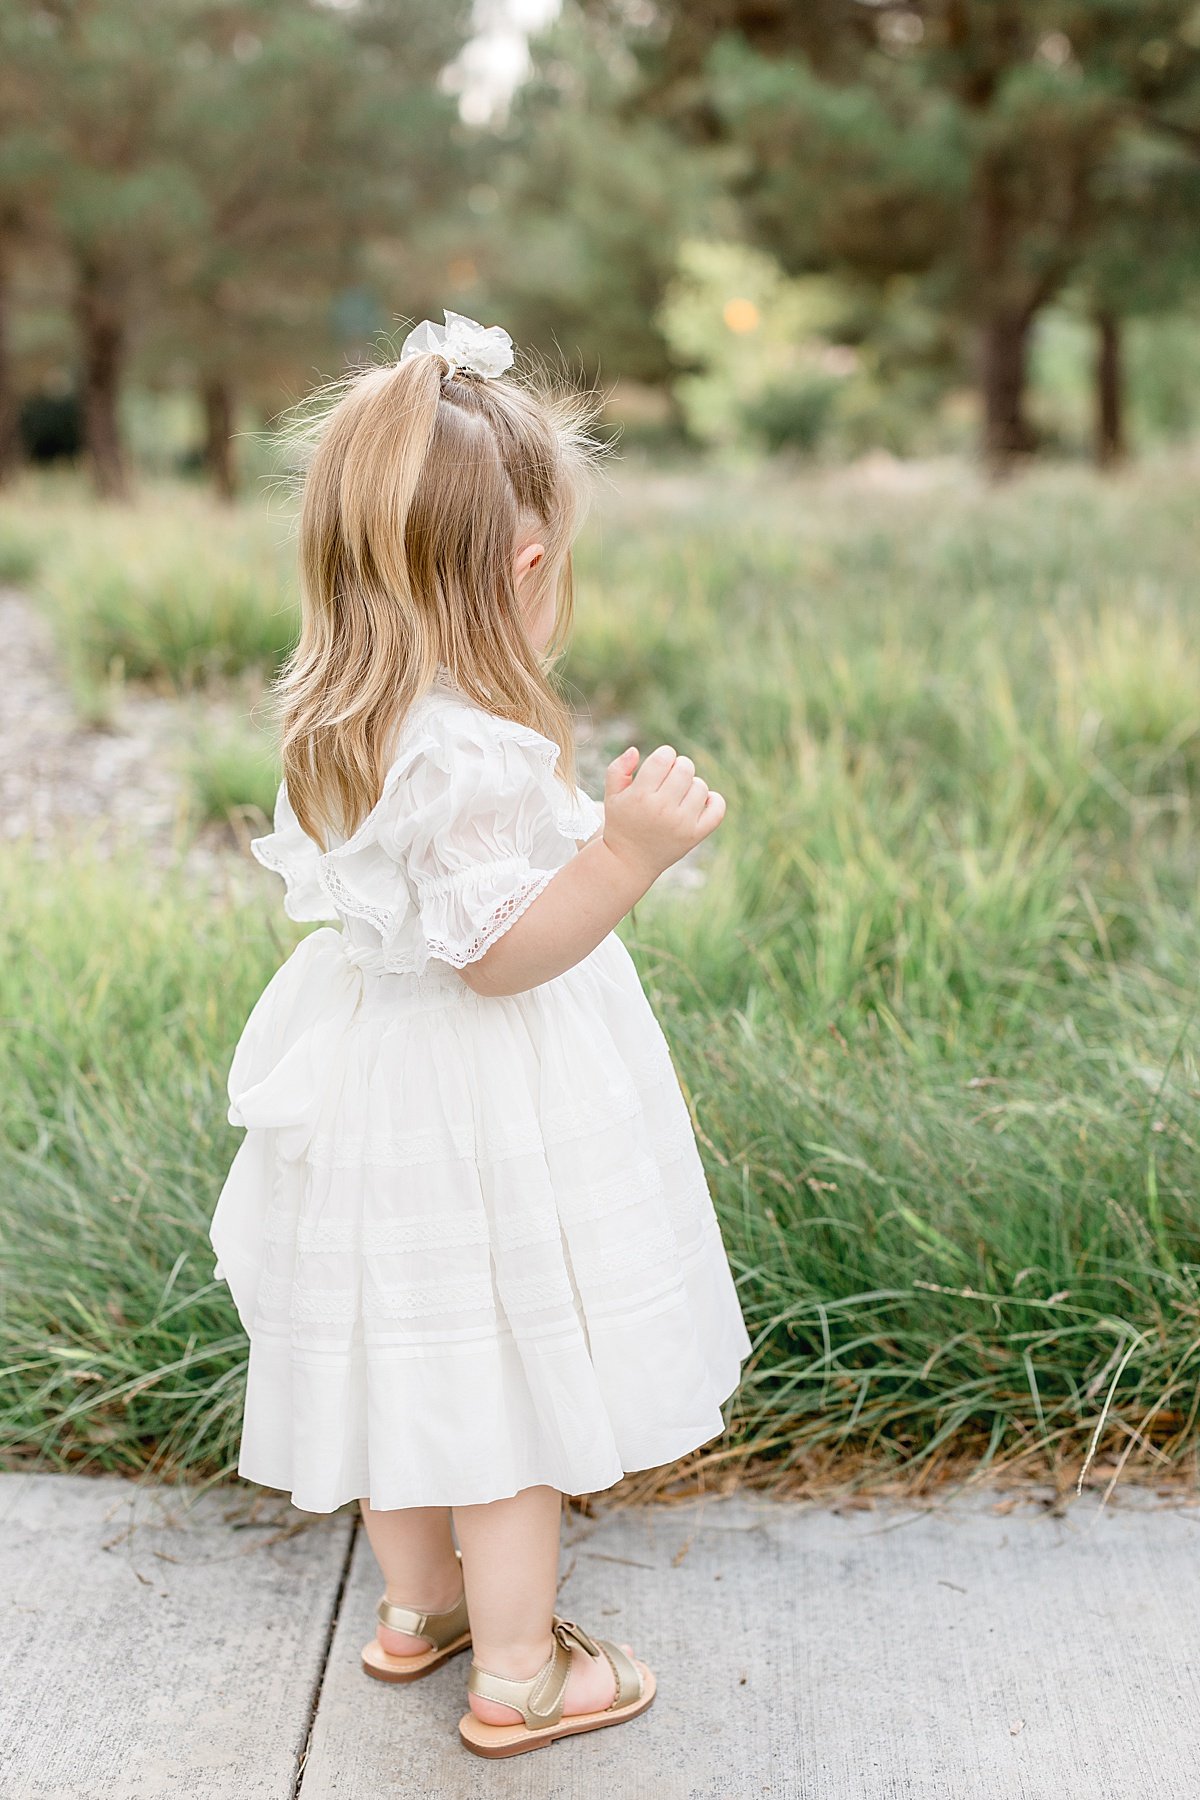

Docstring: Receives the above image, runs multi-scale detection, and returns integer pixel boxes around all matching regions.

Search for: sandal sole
[361,1631,472,1684]
[458,1663,656,1758]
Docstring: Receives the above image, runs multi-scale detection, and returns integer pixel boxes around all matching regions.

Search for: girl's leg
[452,1484,632,1723]
[359,1500,464,1656]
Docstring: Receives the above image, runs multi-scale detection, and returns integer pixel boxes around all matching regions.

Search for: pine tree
[156,0,471,497]
[1074,133,1200,463]
[602,0,1200,467]
[0,3,217,496]
[0,0,471,498]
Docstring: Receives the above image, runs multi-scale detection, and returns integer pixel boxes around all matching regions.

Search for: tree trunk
[1094,311,1125,469]
[0,231,19,486]
[75,260,129,500]
[979,309,1037,471]
[201,375,237,502]
[970,143,1039,475]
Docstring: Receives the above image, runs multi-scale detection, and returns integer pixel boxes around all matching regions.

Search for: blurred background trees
[1,0,1199,495]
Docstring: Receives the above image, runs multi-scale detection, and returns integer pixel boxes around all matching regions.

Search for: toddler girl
[210,310,751,1759]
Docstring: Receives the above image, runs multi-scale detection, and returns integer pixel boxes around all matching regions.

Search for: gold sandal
[458,1615,655,1758]
[360,1550,471,1683]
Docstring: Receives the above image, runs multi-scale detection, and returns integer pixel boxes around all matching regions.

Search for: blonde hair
[274,351,604,848]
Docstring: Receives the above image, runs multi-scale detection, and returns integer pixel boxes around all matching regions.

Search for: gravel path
[0,586,215,861]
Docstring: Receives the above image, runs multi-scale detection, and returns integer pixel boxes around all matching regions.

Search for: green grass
[184,725,281,825]
[0,477,298,717]
[2,455,1199,1491]
[0,525,40,586]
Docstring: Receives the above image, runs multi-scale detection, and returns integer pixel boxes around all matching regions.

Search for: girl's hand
[601,744,726,887]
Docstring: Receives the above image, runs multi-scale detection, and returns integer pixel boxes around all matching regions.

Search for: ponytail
[281,357,443,846]
[271,349,603,847]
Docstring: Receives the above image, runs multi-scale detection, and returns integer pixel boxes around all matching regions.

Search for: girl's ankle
[470,1633,554,1681]
[383,1567,463,1616]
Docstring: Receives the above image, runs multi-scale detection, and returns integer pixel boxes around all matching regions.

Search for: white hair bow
[399,309,515,379]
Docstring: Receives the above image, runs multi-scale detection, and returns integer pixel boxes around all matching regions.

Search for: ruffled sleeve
[374,705,591,970]
[250,782,338,923]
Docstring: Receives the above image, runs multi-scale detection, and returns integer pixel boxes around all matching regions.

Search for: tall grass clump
[185,725,280,825]
[0,520,40,586]
[0,475,298,715]
[0,850,282,1481]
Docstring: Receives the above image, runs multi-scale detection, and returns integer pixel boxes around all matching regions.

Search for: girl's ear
[513,541,545,586]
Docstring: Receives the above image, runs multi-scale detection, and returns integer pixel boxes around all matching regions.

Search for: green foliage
[659,241,848,451]
[186,726,280,826]
[4,0,1200,481]
[1032,304,1200,451]
[707,34,967,282]
[0,0,475,493]
[0,851,283,1481]
[0,523,39,585]
[742,378,842,454]
[479,10,719,386]
[153,0,474,393]
[1129,311,1200,440]
[658,239,968,456]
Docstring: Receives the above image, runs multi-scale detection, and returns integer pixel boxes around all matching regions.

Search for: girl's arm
[457,743,725,999]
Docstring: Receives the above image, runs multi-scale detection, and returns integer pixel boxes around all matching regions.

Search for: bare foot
[376,1569,466,1660]
[468,1637,638,1725]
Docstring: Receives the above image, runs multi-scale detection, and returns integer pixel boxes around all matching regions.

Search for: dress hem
[234,1355,748,1517]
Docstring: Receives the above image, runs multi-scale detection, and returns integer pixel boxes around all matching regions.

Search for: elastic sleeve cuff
[413,858,558,968]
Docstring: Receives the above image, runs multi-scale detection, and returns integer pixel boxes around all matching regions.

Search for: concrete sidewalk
[2,1473,1199,1800]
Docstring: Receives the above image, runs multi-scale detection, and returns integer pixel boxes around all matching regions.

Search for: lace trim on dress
[364,1275,496,1320]
[290,1212,492,1255]
[420,869,556,970]
[490,1211,566,1252]
[494,1269,579,1314]
[320,862,393,939]
[323,851,555,975]
[250,825,338,924]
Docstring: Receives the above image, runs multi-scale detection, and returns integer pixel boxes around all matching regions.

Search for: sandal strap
[467,1615,602,1729]
[593,1637,643,1710]
[376,1550,468,1649]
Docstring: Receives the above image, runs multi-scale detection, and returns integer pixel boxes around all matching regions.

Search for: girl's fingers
[682,776,709,824]
[604,746,640,798]
[661,754,696,801]
[636,745,678,790]
[694,791,725,839]
[624,747,722,844]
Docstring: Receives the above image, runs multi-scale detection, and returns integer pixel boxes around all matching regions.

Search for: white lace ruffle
[250,793,338,924]
[249,686,603,974]
[420,868,556,970]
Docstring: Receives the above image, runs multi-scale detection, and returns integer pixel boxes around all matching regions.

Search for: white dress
[210,675,751,1513]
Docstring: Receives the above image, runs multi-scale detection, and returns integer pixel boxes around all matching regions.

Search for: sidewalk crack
[292,1508,359,1797]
